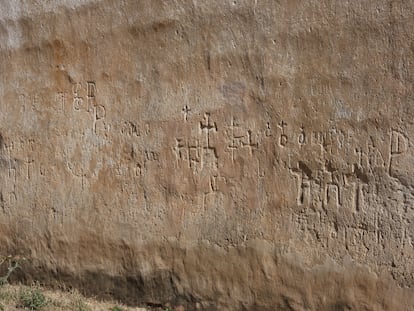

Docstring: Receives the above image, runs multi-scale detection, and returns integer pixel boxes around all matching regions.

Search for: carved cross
[200,113,217,147]
[242,129,258,155]
[182,105,191,121]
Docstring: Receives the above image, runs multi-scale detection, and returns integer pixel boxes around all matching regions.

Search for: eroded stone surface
[0,0,413,310]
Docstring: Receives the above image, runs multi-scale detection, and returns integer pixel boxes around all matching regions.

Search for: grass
[0,283,149,311]
[19,286,48,310]
[0,257,176,310]
[0,255,177,310]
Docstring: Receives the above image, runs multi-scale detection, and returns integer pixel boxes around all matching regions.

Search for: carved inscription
[145,150,159,161]
[278,121,288,147]
[121,121,150,137]
[56,92,66,112]
[174,113,219,173]
[121,121,140,137]
[298,126,306,146]
[170,107,412,262]
[182,105,191,121]
[71,81,107,134]
[200,113,217,148]
[0,135,38,212]
[388,129,408,174]
[72,82,83,111]
[86,81,97,112]
[225,117,259,162]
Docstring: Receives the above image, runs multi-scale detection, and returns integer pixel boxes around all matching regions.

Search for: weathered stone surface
[0,0,413,310]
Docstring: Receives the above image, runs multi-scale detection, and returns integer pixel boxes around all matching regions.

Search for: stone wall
[0,1,413,310]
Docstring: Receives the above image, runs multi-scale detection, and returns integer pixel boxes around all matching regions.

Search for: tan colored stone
[0,0,413,310]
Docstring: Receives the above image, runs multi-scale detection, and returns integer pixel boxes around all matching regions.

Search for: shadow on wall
[5,240,413,311]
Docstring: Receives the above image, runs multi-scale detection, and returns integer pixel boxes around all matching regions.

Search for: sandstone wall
[0,1,413,310]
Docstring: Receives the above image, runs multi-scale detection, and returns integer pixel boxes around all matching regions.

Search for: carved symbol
[242,129,258,155]
[121,121,140,137]
[326,182,341,208]
[388,129,409,174]
[292,212,308,232]
[354,182,368,212]
[32,94,41,110]
[174,138,188,163]
[56,92,66,112]
[145,151,159,161]
[134,163,142,177]
[290,163,312,206]
[93,105,106,134]
[228,116,240,162]
[8,192,17,205]
[25,159,34,180]
[182,105,191,122]
[18,94,27,112]
[226,117,259,162]
[174,125,218,173]
[323,165,342,209]
[96,105,105,120]
[390,130,408,155]
[355,147,368,169]
[86,81,97,112]
[7,164,16,181]
[278,120,288,147]
[312,131,327,146]
[67,163,88,190]
[265,122,272,137]
[257,159,265,178]
[188,139,202,169]
[72,82,83,111]
[200,113,217,148]
[209,174,226,192]
[367,141,385,169]
[344,165,369,212]
[296,172,311,206]
[144,123,151,136]
[197,113,219,171]
[298,125,306,146]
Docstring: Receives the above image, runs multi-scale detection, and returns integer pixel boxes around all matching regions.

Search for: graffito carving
[67,162,88,190]
[70,81,107,134]
[226,116,241,162]
[93,104,106,134]
[182,105,191,121]
[188,138,202,171]
[298,125,306,146]
[173,114,219,173]
[174,138,188,164]
[121,121,140,137]
[388,129,409,174]
[25,158,34,180]
[86,81,97,112]
[210,174,227,192]
[225,116,259,162]
[145,150,159,161]
[56,92,66,112]
[200,113,217,148]
[265,122,272,137]
[278,120,288,147]
[290,163,312,207]
[368,142,386,169]
[323,163,342,209]
[390,130,408,155]
[72,82,83,111]
[241,130,258,155]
